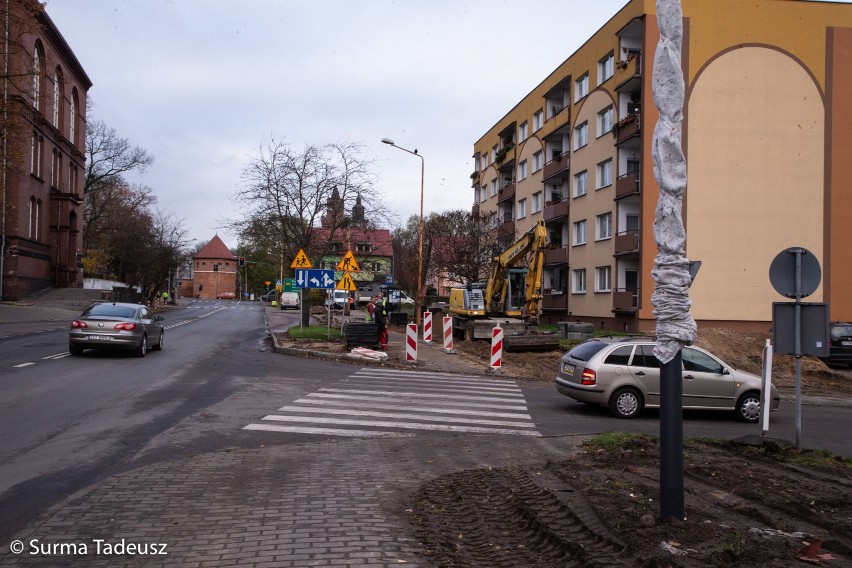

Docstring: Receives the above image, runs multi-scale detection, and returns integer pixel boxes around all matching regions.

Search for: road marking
[244,368,540,438]
[13,362,35,368]
[43,352,71,360]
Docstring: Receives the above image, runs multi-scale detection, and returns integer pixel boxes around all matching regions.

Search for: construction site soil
[280,325,852,567]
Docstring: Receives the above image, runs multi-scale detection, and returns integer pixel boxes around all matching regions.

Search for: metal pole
[417,153,424,331]
[660,351,684,520]
[794,249,802,449]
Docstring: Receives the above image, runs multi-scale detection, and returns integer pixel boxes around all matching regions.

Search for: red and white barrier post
[490,323,504,370]
[442,316,455,353]
[423,310,433,343]
[406,322,418,362]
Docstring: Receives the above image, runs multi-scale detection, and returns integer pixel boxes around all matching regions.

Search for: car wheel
[609,387,643,419]
[135,335,147,358]
[152,331,164,351]
[69,343,84,356]
[735,391,761,423]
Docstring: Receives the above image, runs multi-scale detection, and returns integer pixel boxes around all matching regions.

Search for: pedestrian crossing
[243,368,541,438]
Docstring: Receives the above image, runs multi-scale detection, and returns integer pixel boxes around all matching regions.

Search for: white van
[325,290,350,309]
[279,291,300,310]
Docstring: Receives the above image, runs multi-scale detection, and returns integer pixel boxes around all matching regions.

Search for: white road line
[258,414,541,436]
[273,406,536,428]
[242,424,411,437]
[304,393,529,410]
[318,388,524,402]
[13,363,35,368]
[290,398,532,419]
[353,369,513,386]
[342,377,520,393]
[42,352,71,360]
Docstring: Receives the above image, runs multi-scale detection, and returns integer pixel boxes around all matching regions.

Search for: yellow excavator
[448,219,559,351]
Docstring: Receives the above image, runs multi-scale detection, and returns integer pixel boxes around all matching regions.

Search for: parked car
[69,302,164,357]
[260,290,277,302]
[216,292,236,300]
[555,337,780,422]
[279,291,300,310]
[820,322,852,367]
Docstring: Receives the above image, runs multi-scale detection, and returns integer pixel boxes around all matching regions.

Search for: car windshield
[830,325,852,339]
[566,341,609,362]
[85,304,137,318]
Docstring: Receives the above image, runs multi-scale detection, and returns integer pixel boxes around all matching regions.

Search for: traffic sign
[290,249,312,269]
[294,268,335,289]
[284,278,297,292]
[337,272,357,291]
[335,250,360,273]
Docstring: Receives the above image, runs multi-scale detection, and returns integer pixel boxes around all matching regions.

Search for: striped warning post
[423,310,433,343]
[406,322,418,362]
[490,324,503,369]
[442,316,454,352]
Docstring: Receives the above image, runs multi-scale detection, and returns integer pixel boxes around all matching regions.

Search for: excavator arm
[484,219,548,319]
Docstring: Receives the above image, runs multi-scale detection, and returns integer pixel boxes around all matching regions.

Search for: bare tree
[427,210,497,286]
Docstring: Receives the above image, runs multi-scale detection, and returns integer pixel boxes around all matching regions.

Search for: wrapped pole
[651,0,696,522]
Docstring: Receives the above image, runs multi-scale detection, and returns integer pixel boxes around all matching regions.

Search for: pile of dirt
[409,437,852,567]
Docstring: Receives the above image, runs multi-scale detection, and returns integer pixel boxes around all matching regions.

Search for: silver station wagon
[69,302,164,357]
[555,337,780,422]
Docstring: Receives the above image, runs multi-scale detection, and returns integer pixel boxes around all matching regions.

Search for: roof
[315,227,393,257]
[194,235,236,260]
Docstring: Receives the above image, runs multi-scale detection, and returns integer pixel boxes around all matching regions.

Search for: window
[574,121,588,149]
[28,197,35,238]
[533,110,543,131]
[575,73,589,101]
[573,170,588,198]
[355,243,372,253]
[519,122,528,142]
[32,43,42,110]
[518,160,527,181]
[491,179,498,197]
[53,68,63,129]
[595,266,612,292]
[597,106,614,137]
[30,132,37,175]
[682,347,724,374]
[492,145,498,163]
[572,269,587,293]
[573,220,587,245]
[479,186,487,203]
[598,52,614,84]
[596,159,613,188]
[70,90,78,145]
[518,198,527,219]
[532,151,542,172]
[596,212,612,240]
[532,191,542,214]
[604,345,634,365]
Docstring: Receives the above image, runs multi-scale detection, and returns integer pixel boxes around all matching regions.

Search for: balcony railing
[615,170,640,199]
[614,52,642,87]
[613,288,639,311]
[542,153,569,181]
[543,199,568,222]
[614,113,640,145]
[543,245,568,266]
[497,218,515,240]
[497,182,515,203]
[471,203,480,216]
[614,229,640,255]
[542,290,568,311]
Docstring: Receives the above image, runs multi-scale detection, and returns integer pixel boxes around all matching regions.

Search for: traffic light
[239,257,245,266]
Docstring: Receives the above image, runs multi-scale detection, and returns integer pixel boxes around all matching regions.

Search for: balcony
[613,288,639,312]
[614,113,640,145]
[543,199,568,222]
[614,52,642,91]
[497,182,515,203]
[614,229,640,255]
[615,170,640,200]
[497,217,515,240]
[543,245,568,266]
[542,289,568,311]
[542,153,569,181]
[471,203,480,216]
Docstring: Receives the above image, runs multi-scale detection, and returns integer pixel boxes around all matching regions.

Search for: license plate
[562,363,575,374]
[843,341,852,346]
[88,335,113,341]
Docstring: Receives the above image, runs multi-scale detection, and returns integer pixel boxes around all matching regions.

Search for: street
[1,299,850,566]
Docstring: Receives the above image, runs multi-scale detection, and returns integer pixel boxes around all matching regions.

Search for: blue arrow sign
[295,269,334,289]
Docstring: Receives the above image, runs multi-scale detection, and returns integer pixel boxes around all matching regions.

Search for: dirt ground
[282,323,852,567]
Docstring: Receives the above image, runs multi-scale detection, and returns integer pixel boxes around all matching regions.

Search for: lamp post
[381,138,425,330]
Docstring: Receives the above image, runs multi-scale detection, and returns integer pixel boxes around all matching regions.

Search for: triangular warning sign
[336,272,357,291]
[290,249,312,269]
[335,250,360,273]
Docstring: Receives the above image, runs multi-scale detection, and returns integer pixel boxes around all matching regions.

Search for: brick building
[191,235,237,299]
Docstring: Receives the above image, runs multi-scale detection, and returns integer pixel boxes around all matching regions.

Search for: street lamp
[382,137,425,330]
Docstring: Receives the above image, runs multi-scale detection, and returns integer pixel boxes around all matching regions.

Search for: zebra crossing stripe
[317,388,524,402]
[304,392,529,410]
[289,398,532,419]
[243,424,410,437]
[258,414,541,436]
[273,406,535,428]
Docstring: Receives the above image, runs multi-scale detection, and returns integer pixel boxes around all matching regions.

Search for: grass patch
[287,325,344,341]
[582,432,658,452]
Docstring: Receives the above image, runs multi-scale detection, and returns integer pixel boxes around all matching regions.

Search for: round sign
[769,247,821,298]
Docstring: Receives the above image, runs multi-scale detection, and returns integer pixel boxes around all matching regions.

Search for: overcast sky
[42,1,698,249]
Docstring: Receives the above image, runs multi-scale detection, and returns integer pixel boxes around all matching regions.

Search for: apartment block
[471,0,852,333]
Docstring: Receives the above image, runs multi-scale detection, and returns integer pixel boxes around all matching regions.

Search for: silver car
[555,337,780,422]
[69,302,164,357]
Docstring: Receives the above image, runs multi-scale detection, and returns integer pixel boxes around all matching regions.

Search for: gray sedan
[69,302,164,357]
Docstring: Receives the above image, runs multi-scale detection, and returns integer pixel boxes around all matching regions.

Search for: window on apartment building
[31,132,37,175]
[596,212,612,240]
[572,269,587,294]
[518,160,528,181]
[53,68,63,129]
[28,197,35,239]
[597,106,614,137]
[479,186,487,203]
[596,159,613,189]
[492,145,498,163]
[532,191,542,214]
[574,121,588,149]
[532,150,542,172]
[491,179,498,197]
[518,198,527,219]
[598,52,614,85]
[573,219,587,246]
[595,266,612,292]
[356,243,372,253]
[32,43,43,110]
[573,170,588,198]
[519,122,528,142]
[575,73,589,102]
[70,90,78,146]
[533,110,543,131]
